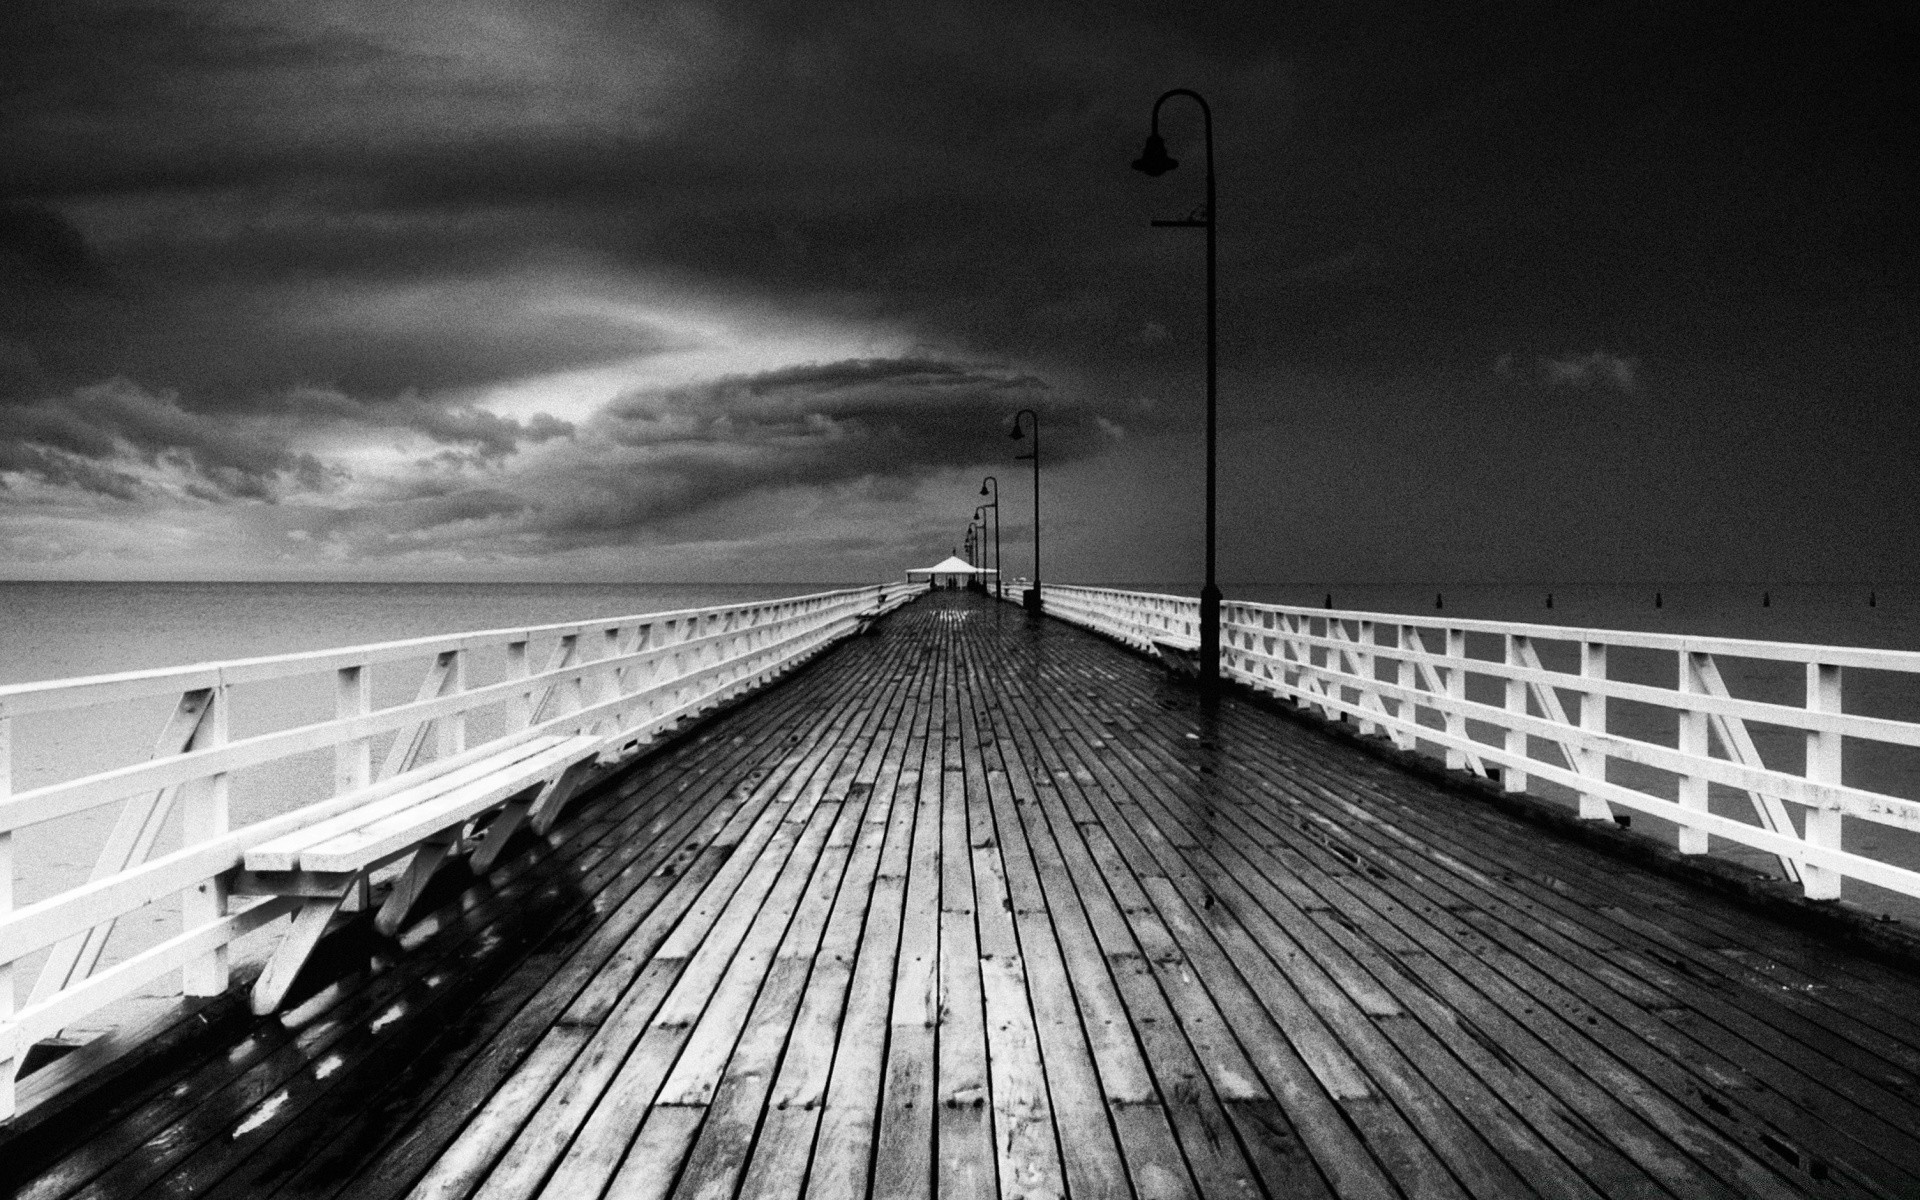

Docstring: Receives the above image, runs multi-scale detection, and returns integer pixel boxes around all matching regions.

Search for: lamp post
[1010,408,1040,614]
[1134,87,1221,694]
[978,476,1002,599]
[973,507,987,592]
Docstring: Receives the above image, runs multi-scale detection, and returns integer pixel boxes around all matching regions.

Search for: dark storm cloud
[0,378,329,500]
[267,387,575,460]
[521,355,1114,545]
[6,1,1912,375]
[0,375,575,503]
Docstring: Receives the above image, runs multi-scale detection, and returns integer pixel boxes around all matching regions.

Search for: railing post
[554,636,582,719]
[1445,628,1468,769]
[1503,635,1529,791]
[632,625,659,725]
[1356,620,1377,736]
[599,627,624,729]
[1676,652,1710,854]
[508,638,532,730]
[336,665,372,795]
[438,649,468,758]
[2,713,15,1119]
[182,683,230,996]
[1297,615,1317,713]
[1394,626,1416,749]
[1804,663,1844,899]
[1578,642,1611,819]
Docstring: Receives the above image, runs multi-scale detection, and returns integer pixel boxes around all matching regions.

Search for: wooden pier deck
[7,588,1920,1199]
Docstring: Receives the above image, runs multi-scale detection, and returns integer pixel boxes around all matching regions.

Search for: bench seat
[237,731,606,1014]
[244,735,577,873]
[247,734,597,875]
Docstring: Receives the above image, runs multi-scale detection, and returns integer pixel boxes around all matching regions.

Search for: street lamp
[1135,87,1221,694]
[970,518,986,592]
[1010,409,1040,613]
[978,478,1002,599]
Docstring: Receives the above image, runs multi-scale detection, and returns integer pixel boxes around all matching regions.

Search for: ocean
[5,579,1919,1037]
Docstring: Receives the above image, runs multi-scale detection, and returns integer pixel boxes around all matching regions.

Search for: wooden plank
[598,1104,704,1200]
[805,638,936,1200]
[936,905,993,1200]
[868,634,947,1200]
[978,954,1067,1200]
[952,655,1067,1200]
[933,636,994,1200]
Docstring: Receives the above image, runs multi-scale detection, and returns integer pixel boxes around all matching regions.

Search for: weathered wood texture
[9,589,1920,1199]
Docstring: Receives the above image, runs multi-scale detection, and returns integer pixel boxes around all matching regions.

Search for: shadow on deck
[7,588,1920,1199]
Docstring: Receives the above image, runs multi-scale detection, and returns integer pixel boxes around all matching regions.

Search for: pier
[8,586,1920,1198]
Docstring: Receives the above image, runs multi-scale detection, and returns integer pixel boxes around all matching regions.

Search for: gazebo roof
[907,555,994,575]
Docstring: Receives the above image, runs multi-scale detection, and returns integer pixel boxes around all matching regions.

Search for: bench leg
[469,795,534,876]
[528,762,595,836]
[373,840,454,937]
[252,892,350,1015]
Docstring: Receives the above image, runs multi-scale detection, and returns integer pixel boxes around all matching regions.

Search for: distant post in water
[1134,87,1222,694]
[979,476,1002,599]
[1011,409,1041,613]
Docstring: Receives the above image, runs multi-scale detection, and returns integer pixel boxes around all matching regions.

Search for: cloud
[1,353,1124,569]
[265,386,576,460]
[1497,350,1639,392]
[0,378,325,501]
[0,374,579,507]
[516,355,1118,546]
[1540,351,1638,392]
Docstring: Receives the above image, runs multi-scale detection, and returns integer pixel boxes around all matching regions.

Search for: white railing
[1041,585,1201,652]
[0,581,924,1117]
[1043,585,1920,908]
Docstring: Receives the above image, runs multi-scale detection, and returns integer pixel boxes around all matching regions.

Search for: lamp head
[1131,133,1178,177]
[1010,422,1024,441]
[979,482,989,495]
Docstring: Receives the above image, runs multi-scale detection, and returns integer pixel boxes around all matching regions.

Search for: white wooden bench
[232,731,605,1014]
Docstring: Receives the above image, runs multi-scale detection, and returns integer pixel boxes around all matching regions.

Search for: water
[1116,581,1920,652]
[0,581,860,685]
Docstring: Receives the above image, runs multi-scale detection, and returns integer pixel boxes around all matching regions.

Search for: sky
[1,0,1914,585]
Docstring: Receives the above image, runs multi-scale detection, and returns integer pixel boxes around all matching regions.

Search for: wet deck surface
[8,588,1920,1199]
